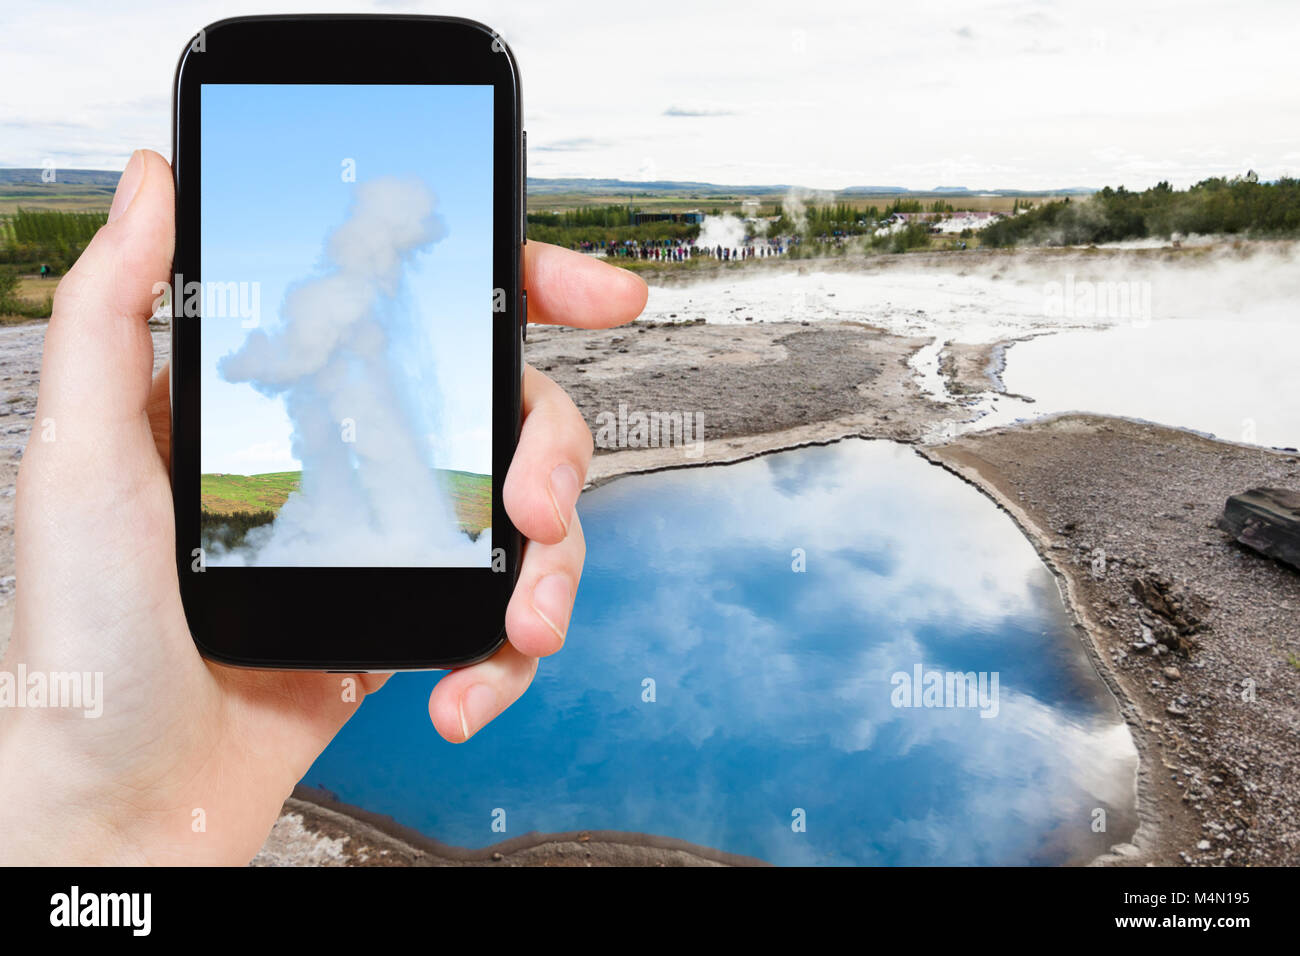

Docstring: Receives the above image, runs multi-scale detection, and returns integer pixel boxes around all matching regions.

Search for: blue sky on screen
[199,83,493,476]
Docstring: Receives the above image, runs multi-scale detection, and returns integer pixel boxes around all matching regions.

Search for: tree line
[981,175,1300,247]
[0,208,108,272]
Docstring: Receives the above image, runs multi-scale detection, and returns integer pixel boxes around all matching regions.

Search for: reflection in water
[307,440,1137,865]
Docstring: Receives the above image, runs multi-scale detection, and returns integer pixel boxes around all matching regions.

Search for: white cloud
[2,0,1297,189]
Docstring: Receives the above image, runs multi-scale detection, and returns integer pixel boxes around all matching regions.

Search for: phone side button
[521,288,527,341]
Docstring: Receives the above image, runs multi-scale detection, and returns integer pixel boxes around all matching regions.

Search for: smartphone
[170,15,524,670]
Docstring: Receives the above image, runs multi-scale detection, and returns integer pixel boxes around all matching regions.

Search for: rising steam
[697,213,747,251]
[216,178,489,567]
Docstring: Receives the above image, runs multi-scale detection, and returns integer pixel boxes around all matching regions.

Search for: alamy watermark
[0,665,103,718]
[594,402,705,458]
[1043,274,1151,327]
[152,274,261,328]
[49,886,150,936]
[890,663,999,719]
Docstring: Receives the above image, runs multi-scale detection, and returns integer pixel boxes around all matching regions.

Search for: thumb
[37,149,174,433]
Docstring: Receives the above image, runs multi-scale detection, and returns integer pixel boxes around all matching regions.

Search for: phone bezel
[171,15,524,671]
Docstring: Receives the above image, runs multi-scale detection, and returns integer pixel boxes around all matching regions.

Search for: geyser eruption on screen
[217,177,489,567]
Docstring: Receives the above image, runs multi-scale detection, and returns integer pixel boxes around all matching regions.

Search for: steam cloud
[216,178,489,567]
[697,213,747,251]
[782,186,834,235]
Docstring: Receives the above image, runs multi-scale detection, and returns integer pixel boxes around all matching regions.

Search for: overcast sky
[3,0,1297,190]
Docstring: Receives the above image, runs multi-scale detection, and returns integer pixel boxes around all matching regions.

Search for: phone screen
[197,84,494,569]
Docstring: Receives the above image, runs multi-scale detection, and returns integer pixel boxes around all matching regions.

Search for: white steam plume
[697,213,747,251]
[216,177,489,567]
[782,186,836,235]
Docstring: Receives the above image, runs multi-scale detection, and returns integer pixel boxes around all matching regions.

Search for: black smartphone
[170,15,524,670]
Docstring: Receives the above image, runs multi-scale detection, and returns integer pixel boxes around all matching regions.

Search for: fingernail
[548,463,581,534]
[458,684,498,742]
[531,573,573,644]
[108,150,145,224]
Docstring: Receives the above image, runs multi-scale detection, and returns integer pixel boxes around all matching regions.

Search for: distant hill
[842,184,1096,197]
[526,177,795,196]
[839,185,910,194]
[532,177,1096,198]
[0,167,1096,199]
[0,169,121,186]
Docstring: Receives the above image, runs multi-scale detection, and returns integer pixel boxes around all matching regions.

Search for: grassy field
[200,468,492,538]
[0,275,56,325]
[440,469,494,533]
[201,471,303,515]
[0,186,113,216]
[15,276,56,298]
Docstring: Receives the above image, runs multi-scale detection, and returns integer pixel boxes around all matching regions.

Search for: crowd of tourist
[572,236,802,262]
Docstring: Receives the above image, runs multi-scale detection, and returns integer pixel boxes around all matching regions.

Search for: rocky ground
[526,318,957,485]
[252,790,758,867]
[939,337,1036,401]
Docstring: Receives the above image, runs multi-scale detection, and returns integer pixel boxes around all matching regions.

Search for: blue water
[305,439,1137,865]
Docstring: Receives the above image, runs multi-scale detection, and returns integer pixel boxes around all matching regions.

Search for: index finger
[524,240,648,329]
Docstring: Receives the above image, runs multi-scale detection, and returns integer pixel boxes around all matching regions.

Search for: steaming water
[995,318,1300,448]
[696,213,750,251]
[305,440,1137,866]
[641,246,1300,448]
[645,267,1057,339]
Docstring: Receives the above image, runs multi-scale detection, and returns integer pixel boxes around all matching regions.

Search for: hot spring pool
[304,439,1137,865]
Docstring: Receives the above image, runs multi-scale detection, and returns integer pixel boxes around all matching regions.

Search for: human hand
[0,149,646,864]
